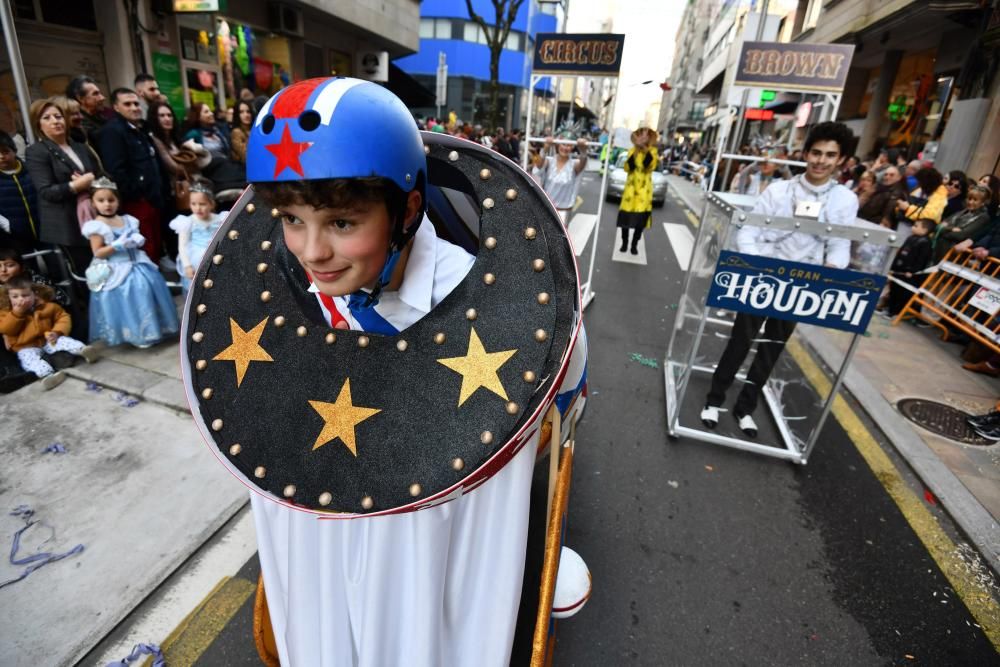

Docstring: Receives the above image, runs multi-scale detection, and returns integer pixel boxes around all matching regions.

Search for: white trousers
[16,336,85,377]
[252,432,538,667]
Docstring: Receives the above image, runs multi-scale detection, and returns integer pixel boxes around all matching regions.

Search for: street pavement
[4,169,1000,666]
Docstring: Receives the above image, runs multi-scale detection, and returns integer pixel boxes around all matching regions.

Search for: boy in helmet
[243,77,556,666]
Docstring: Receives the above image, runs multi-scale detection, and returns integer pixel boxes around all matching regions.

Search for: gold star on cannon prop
[309,378,382,456]
[437,326,517,407]
[213,317,274,387]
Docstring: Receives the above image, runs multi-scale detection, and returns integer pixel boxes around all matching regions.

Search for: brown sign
[532,33,625,76]
[733,41,854,94]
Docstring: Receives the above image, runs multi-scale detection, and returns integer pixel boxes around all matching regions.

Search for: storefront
[158,12,293,119]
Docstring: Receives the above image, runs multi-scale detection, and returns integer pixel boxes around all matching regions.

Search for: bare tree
[464,0,527,131]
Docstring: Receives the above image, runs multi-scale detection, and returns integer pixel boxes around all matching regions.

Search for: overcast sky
[566,0,685,128]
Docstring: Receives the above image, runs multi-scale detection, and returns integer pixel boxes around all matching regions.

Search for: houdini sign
[733,41,855,94]
[706,251,885,334]
[532,33,626,76]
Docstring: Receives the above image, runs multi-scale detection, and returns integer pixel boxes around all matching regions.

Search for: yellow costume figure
[616,127,659,254]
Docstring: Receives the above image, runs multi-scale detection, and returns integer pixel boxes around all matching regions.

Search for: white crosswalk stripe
[567,213,598,256]
[663,222,695,271]
[612,235,647,265]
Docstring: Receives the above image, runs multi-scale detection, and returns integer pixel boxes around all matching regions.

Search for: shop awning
[386,63,435,108]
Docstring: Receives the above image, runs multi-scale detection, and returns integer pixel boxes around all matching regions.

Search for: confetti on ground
[41,443,66,455]
[905,655,915,660]
[106,642,166,667]
[863,331,872,337]
[704,465,714,472]
[924,489,937,505]
[113,391,140,408]
[628,353,659,369]
[85,382,102,393]
[668,303,678,309]
[878,332,890,339]
[667,480,679,489]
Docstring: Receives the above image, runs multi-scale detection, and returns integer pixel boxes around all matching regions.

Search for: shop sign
[174,0,220,11]
[532,33,625,76]
[733,41,854,94]
[707,251,885,334]
[152,52,185,120]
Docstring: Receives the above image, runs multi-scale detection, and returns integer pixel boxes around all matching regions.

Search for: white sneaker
[41,371,66,391]
[79,345,99,364]
[700,405,720,428]
[735,412,758,438]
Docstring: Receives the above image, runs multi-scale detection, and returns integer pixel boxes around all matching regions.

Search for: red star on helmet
[266,124,312,178]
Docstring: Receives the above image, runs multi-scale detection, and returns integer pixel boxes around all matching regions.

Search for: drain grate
[896,398,996,446]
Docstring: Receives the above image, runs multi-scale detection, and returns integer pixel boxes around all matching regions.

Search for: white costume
[253,218,586,666]
[736,176,858,268]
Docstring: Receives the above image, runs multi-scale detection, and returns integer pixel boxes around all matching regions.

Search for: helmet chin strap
[348,211,423,311]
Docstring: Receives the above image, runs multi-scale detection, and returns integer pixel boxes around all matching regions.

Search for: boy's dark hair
[803,121,854,155]
[0,247,24,264]
[913,218,935,232]
[914,167,943,194]
[0,131,16,154]
[111,88,137,105]
[134,73,156,86]
[253,177,413,228]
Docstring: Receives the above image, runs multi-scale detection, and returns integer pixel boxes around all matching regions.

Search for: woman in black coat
[23,98,102,278]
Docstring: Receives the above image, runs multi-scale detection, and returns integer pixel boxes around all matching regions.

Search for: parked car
[605,153,666,207]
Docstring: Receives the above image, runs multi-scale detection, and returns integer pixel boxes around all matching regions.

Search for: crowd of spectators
[0,72,265,392]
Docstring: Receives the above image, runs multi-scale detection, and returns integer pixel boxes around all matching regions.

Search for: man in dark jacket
[97,88,165,262]
[67,75,110,145]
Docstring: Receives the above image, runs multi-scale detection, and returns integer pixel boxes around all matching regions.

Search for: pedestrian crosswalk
[566,213,597,257]
[663,223,695,271]
[611,235,647,265]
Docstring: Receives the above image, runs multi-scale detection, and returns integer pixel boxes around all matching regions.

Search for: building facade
[393,0,560,131]
[658,0,720,146]
[792,0,1000,177]
[0,0,420,140]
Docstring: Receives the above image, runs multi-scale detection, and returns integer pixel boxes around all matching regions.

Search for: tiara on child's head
[190,181,214,197]
[90,176,118,192]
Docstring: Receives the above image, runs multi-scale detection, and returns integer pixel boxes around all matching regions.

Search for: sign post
[712,38,855,190]
[524,32,626,310]
[435,51,447,121]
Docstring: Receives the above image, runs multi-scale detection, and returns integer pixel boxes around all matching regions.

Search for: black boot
[620,227,629,252]
[630,228,643,255]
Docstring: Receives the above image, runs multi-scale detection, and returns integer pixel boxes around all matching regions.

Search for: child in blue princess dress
[169,183,228,292]
[81,177,179,347]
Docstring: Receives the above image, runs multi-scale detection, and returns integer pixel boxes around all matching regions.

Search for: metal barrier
[895,248,1000,353]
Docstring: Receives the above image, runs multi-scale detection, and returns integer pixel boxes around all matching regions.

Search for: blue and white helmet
[247,76,425,212]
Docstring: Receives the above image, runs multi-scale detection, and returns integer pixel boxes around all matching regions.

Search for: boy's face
[8,287,35,310]
[912,223,929,237]
[0,258,22,283]
[279,199,395,296]
[0,146,16,171]
[803,139,843,186]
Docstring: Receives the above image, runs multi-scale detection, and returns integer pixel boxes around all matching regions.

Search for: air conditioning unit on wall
[268,3,304,38]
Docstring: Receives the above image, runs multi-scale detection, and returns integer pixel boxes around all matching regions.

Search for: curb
[804,329,1000,572]
[666,177,1000,573]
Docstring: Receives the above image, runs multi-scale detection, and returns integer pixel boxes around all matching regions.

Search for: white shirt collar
[394,214,436,315]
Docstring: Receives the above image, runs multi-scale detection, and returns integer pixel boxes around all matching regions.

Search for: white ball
[551,546,591,619]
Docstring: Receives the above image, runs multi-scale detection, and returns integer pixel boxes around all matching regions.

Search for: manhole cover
[896,398,996,446]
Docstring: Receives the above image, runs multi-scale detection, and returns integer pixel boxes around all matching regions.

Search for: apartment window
[463,22,479,43]
[419,19,434,39]
[434,18,451,39]
[803,0,823,31]
[505,31,521,51]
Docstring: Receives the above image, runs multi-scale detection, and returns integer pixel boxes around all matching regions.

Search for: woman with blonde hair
[616,126,659,254]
